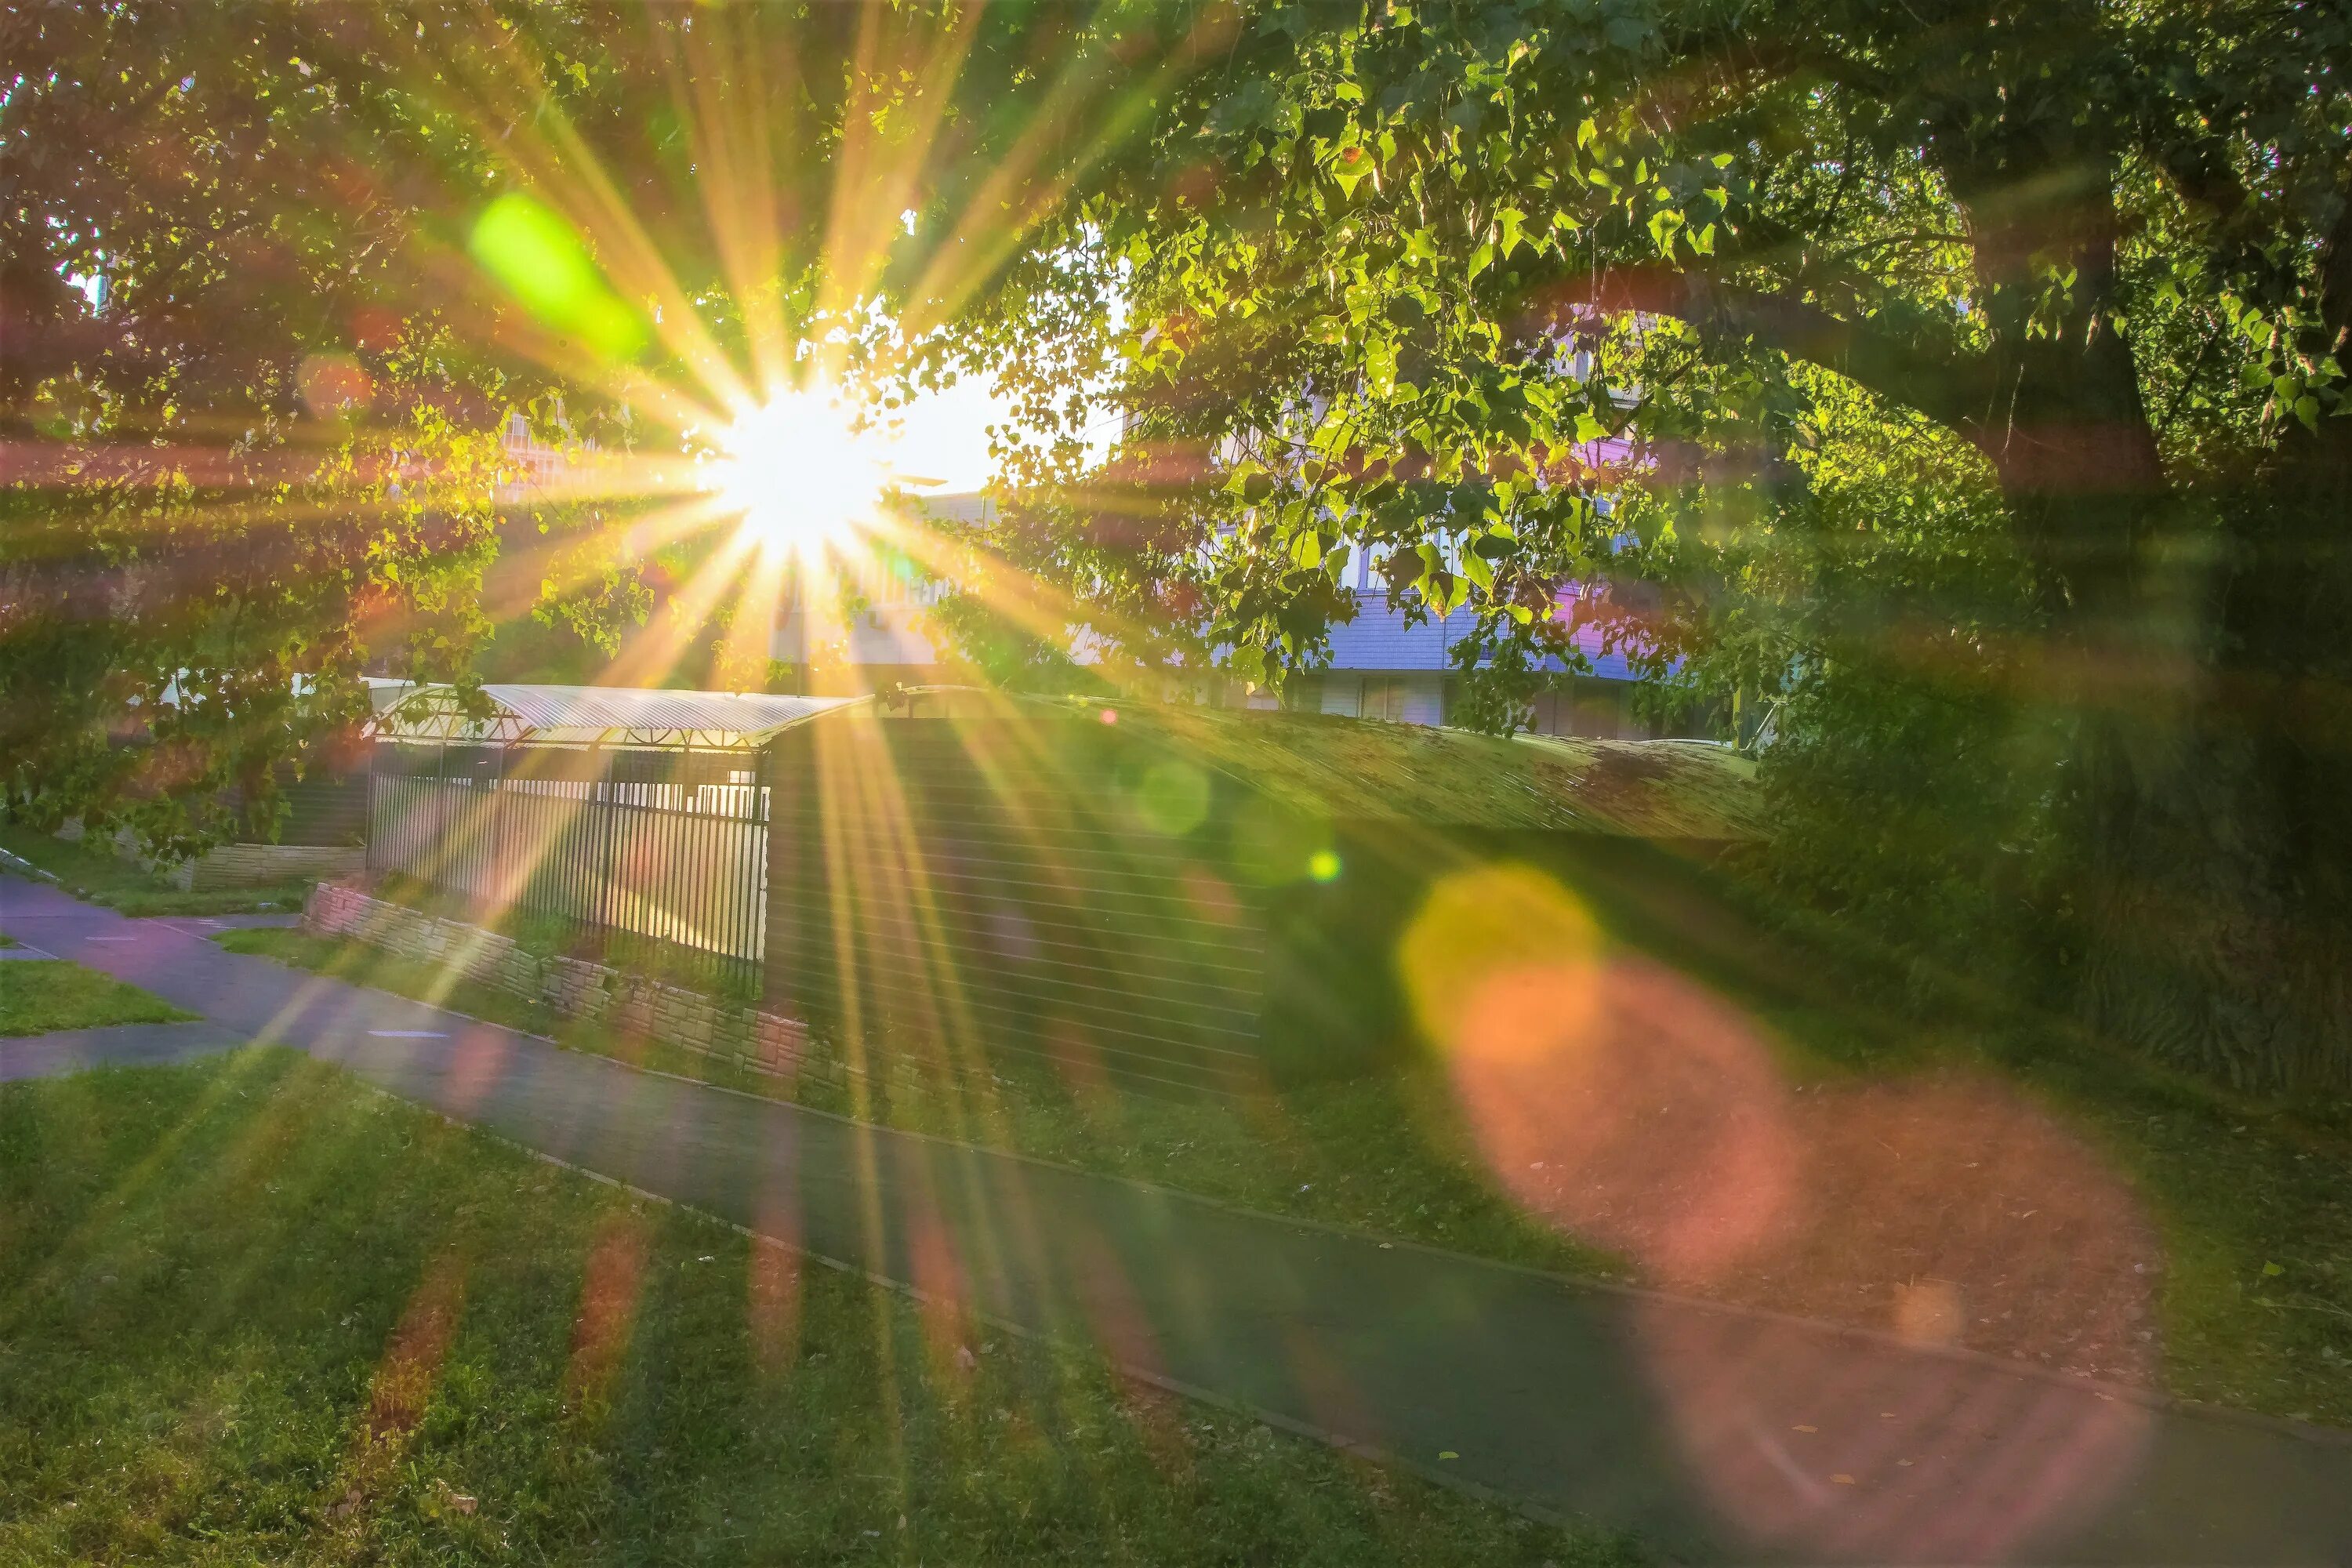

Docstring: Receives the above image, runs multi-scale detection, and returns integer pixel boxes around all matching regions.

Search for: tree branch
[1518,263,1984,435]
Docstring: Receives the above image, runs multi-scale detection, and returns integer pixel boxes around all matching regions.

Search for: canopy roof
[372,683,852,750]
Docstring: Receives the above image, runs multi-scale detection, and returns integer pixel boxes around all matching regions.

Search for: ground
[213,928,1620,1276]
[220,857,2352,1430]
[0,823,313,918]
[0,1051,1632,1566]
[0,960,194,1036]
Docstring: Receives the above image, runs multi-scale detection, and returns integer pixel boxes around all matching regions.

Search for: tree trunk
[1957,172,2352,1091]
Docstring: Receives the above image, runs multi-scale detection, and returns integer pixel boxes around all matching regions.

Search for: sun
[708,385,895,555]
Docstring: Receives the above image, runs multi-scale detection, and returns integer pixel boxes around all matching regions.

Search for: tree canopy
[2,0,1134,840]
[943,0,2352,1087]
[5,0,2348,1086]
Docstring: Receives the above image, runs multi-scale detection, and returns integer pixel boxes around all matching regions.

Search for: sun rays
[707,387,898,561]
[16,15,1332,1525]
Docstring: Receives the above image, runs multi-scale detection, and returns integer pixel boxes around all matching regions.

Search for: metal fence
[368,742,770,991]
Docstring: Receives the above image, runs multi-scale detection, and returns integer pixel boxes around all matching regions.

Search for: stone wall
[180,843,365,892]
[303,882,816,1080]
[56,822,362,892]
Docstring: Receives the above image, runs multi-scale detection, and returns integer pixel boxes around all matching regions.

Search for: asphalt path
[3,872,2347,1565]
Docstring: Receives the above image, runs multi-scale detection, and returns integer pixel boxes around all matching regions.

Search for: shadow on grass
[0,1050,1637,1565]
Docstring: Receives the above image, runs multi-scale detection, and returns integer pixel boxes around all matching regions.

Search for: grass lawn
[0,960,195,1036]
[0,1051,1632,1566]
[212,927,1616,1279]
[0,822,313,917]
[218,868,2352,1433]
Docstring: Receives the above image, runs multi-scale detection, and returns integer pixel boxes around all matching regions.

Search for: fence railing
[368,742,769,992]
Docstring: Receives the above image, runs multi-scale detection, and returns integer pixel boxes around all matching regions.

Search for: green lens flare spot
[1134,760,1211,837]
[468,193,648,361]
[1308,848,1343,882]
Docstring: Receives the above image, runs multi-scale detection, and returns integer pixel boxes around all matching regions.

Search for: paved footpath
[4,873,2347,1565]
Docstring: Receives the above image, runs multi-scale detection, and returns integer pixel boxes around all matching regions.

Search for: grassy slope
[0,1053,1630,1566]
[220,863,2352,1430]
[213,928,1614,1279]
[0,960,195,1036]
[1552,850,2352,1424]
[0,822,312,917]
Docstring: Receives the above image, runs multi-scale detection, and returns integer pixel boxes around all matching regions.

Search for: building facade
[766,498,1684,740]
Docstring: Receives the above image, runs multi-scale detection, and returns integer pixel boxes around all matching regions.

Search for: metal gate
[368,741,770,991]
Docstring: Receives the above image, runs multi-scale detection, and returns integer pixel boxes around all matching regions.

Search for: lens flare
[709,387,895,556]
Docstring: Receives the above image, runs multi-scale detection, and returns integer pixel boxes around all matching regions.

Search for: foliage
[11,0,2351,1083]
[949,0,2352,1088]
[1,1,1163,847]
[2,4,535,851]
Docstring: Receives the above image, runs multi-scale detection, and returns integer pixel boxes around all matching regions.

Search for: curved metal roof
[372,683,853,750]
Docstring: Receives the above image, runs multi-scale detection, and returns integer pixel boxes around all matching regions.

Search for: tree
[1,2,524,848]
[954,0,2352,1089]
[13,0,2345,1085]
[1,0,1156,842]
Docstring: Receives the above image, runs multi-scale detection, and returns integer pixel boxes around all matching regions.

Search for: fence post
[593,745,620,951]
[365,739,379,877]
[752,739,774,998]
[488,741,511,918]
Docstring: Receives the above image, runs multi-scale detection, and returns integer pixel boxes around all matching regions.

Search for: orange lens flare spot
[1396,864,1604,1056]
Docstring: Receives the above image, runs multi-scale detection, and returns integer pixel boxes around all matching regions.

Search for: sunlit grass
[215,856,2352,1431]
[220,922,1613,1273]
[0,1051,1637,1566]
[0,961,194,1037]
[0,823,311,919]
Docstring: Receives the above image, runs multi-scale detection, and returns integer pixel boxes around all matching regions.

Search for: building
[495,415,1687,739]
[766,492,975,693]
[1296,545,1690,739]
[765,494,1689,738]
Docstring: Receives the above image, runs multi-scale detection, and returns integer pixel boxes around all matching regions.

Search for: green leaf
[1495,206,1527,257]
